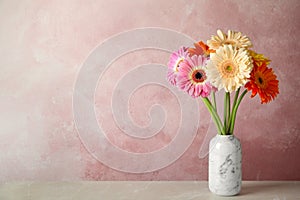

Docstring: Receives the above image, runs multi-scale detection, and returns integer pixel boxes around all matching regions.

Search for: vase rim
[216,134,234,136]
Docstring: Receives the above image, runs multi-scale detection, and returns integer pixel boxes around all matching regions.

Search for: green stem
[229,89,248,134]
[232,88,240,112]
[227,88,240,133]
[223,92,228,134]
[212,92,217,112]
[227,93,231,126]
[202,97,224,135]
[226,92,231,134]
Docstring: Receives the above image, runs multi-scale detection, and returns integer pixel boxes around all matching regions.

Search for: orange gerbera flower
[189,41,215,57]
[245,63,279,104]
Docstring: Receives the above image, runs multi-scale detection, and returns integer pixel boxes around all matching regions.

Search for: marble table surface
[0,181,299,200]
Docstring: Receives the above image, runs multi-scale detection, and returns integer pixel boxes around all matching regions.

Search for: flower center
[195,72,203,79]
[226,65,233,72]
[255,73,267,89]
[191,69,206,83]
[174,58,184,72]
[223,40,236,46]
[219,60,237,78]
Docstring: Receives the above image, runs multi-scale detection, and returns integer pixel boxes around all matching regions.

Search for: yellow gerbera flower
[249,50,271,67]
[206,45,253,92]
[207,29,252,50]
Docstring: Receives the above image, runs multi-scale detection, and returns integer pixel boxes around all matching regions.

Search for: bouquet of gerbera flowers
[167,30,279,135]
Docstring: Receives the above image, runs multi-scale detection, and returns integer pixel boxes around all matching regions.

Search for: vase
[208,134,242,196]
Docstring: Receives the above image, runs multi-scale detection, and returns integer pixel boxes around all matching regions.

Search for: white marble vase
[208,134,242,196]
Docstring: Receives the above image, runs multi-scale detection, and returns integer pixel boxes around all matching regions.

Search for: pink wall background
[0,0,299,181]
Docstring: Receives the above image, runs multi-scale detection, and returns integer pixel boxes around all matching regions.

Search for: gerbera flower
[167,47,189,86]
[207,29,252,50]
[249,50,271,67]
[206,45,253,92]
[188,41,215,57]
[177,55,214,98]
[245,64,279,104]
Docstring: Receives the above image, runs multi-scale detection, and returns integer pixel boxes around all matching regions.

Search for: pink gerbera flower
[167,47,189,86]
[177,55,215,98]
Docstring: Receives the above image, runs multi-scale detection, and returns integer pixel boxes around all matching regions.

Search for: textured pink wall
[0,0,299,181]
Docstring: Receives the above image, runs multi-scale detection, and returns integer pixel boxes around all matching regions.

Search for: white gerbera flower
[207,29,252,50]
[206,45,253,92]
